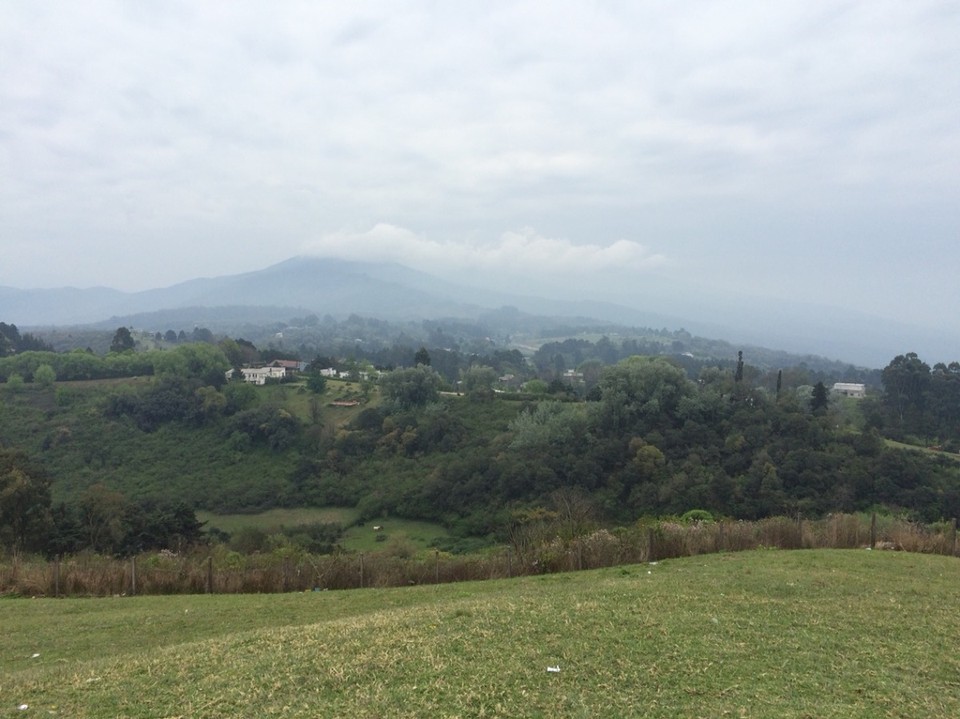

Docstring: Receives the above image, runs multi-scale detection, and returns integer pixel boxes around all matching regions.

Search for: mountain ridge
[1,255,952,368]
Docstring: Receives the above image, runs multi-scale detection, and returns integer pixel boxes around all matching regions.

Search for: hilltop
[3,255,953,367]
[5,550,960,717]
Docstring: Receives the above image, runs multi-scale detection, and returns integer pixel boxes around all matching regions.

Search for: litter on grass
[547,666,561,673]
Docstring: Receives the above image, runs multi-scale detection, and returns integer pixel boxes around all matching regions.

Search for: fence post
[507,549,512,578]
[130,556,137,596]
[54,556,61,598]
[206,556,214,594]
[870,513,877,549]
[359,553,364,589]
[648,527,656,563]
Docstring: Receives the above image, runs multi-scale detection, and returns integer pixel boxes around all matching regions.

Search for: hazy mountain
[2,256,952,368]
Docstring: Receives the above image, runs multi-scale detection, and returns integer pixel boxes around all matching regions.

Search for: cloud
[303,224,669,278]
[1,0,957,339]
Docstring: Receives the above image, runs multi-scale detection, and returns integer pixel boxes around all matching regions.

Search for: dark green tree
[110,326,135,353]
[0,450,53,553]
[810,381,829,413]
[881,353,930,435]
[306,371,328,394]
[414,346,431,366]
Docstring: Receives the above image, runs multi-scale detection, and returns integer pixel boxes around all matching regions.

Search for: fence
[1,514,957,597]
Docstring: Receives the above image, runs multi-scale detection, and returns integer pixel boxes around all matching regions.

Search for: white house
[832,382,866,399]
[239,366,287,385]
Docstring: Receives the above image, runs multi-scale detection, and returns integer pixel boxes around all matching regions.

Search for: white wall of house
[240,366,287,385]
[832,382,866,398]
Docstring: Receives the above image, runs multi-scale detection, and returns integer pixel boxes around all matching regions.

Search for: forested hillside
[2,325,959,557]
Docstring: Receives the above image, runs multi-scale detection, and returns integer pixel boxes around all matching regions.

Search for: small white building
[832,382,866,399]
[240,366,287,385]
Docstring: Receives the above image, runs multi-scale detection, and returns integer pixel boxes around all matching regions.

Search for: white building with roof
[832,382,866,398]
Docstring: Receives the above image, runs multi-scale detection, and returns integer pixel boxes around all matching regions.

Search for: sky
[2,1,958,336]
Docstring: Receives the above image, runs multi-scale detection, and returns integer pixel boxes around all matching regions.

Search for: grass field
[196,507,361,535]
[4,549,960,718]
[197,508,453,553]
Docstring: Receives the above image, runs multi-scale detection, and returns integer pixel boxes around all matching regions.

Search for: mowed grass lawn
[4,549,960,718]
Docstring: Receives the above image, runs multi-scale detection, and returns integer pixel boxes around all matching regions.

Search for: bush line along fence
[2,513,958,597]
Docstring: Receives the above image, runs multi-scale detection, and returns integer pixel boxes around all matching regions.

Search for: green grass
[884,438,960,462]
[340,517,452,552]
[4,549,960,718]
[197,507,361,534]
[198,509,452,553]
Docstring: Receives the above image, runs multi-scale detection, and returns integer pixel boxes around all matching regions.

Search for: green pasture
[340,517,453,552]
[196,507,361,534]
[197,508,452,553]
[4,549,960,718]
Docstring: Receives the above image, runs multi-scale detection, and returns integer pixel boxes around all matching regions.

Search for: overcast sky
[2,1,958,334]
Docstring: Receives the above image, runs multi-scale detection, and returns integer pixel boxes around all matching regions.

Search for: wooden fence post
[648,527,656,563]
[54,556,61,598]
[870,513,877,549]
[206,556,214,594]
[130,556,137,596]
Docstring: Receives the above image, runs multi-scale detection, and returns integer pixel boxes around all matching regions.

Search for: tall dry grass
[2,514,956,597]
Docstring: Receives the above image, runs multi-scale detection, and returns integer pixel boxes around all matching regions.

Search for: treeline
[869,353,960,448]
[532,335,882,389]
[303,356,960,534]
[0,342,229,384]
[0,322,53,356]
[0,450,204,556]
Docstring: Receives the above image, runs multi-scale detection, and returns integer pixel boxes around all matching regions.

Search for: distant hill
[1,255,953,368]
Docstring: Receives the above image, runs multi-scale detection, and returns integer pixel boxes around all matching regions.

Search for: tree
[461,365,497,400]
[810,381,829,413]
[523,379,549,395]
[306,371,328,394]
[0,323,16,357]
[110,327,135,353]
[594,356,693,434]
[881,353,930,435]
[380,365,442,410]
[5,373,25,393]
[0,450,52,553]
[79,483,133,554]
[414,346,431,366]
[33,363,56,388]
